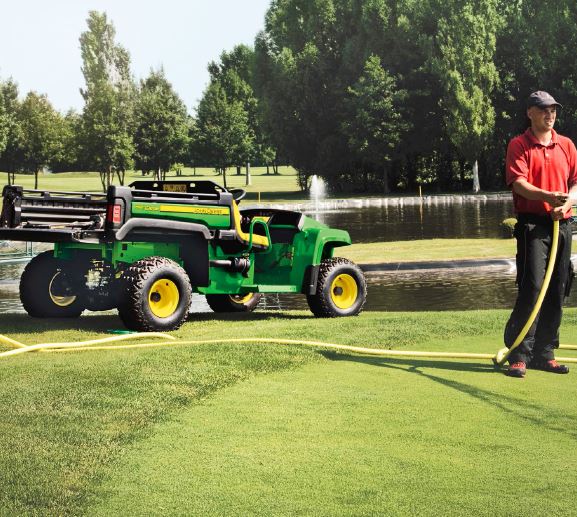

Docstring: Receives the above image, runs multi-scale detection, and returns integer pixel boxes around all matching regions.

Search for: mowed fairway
[1,310,577,515]
[93,356,577,516]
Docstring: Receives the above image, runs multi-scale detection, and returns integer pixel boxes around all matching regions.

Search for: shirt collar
[524,127,558,147]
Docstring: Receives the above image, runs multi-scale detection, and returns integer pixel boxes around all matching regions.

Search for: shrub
[500,217,517,238]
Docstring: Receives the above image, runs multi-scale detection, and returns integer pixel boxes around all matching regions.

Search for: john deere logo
[159,205,229,216]
[133,203,229,216]
[134,204,160,212]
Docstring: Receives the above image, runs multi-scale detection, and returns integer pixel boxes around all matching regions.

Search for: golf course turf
[1,309,577,515]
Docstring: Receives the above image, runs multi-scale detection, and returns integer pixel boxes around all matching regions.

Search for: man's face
[527,105,557,132]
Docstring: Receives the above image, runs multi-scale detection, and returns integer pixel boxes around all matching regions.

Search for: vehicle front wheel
[205,293,262,313]
[19,251,85,318]
[118,257,192,331]
[307,258,367,317]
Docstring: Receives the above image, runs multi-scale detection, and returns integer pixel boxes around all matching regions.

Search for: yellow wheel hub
[330,274,358,309]
[49,273,77,307]
[230,293,253,305]
[149,279,180,318]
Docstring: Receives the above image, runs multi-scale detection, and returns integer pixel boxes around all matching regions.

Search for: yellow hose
[2,333,577,364]
[0,333,27,349]
[493,219,560,365]
[0,332,174,358]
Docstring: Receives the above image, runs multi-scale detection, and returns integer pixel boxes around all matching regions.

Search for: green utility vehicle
[0,181,367,331]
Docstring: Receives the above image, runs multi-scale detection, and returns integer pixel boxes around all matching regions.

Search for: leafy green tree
[195,81,254,189]
[18,92,61,189]
[208,45,276,174]
[494,0,577,134]
[343,55,408,192]
[0,79,23,185]
[0,91,7,158]
[79,11,135,190]
[256,0,408,191]
[134,69,190,180]
[50,110,83,172]
[428,0,501,191]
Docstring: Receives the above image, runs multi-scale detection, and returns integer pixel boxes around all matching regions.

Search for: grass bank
[336,238,517,263]
[337,238,577,264]
[1,310,577,515]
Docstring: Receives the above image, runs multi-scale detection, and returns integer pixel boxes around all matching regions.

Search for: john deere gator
[0,180,367,331]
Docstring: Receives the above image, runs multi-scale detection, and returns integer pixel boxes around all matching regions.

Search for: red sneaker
[530,359,569,374]
[507,362,526,378]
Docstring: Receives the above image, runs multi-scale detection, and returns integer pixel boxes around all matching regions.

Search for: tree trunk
[116,169,125,185]
[236,165,241,176]
[222,167,228,189]
[34,169,39,190]
[99,171,106,192]
[266,165,270,175]
[382,165,390,194]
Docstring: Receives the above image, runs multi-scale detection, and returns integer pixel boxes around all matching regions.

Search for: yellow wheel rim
[230,293,253,305]
[149,279,180,318]
[49,273,77,307]
[330,274,358,310]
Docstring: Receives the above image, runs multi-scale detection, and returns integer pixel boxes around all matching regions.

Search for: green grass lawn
[1,167,304,201]
[1,310,577,515]
[337,238,518,263]
[338,236,577,264]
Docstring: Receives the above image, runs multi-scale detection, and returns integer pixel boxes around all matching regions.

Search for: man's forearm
[512,179,566,206]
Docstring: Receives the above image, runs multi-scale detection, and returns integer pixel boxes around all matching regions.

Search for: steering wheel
[230,188,246,203]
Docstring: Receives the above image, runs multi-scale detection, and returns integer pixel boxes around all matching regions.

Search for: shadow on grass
[0,311,314,336]
[323,352,496,374]
[328,353,577,440]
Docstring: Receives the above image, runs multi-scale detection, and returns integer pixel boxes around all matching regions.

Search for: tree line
[1,2,576,193]
[254,0,577,193]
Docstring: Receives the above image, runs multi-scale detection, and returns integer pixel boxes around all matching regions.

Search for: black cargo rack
[1,186,108,230]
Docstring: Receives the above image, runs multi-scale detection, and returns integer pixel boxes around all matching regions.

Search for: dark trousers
[503,215,573,364]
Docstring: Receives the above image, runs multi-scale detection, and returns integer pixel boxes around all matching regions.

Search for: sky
[0,0,272,113]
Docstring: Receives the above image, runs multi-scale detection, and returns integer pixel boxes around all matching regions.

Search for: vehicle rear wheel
[307,257,367,317]
[118,257,192,331]
[205,292,262,313]
[20,251,85,318]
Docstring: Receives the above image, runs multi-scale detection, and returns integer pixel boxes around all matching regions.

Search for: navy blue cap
[527,90,562,109]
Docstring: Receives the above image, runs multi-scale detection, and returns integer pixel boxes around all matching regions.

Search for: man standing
[504,90,577,378]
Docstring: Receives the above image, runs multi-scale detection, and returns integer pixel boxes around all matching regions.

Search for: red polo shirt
[506,128,577,217]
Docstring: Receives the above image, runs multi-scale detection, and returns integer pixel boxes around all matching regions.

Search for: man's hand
[543,191,568,207]
[551,202,571,221]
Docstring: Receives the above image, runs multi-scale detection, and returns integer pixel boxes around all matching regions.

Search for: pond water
[304,198,514,242]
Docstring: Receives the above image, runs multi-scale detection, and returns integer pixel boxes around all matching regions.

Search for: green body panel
[52,213,351,296]
[55,241,183,267]
[131,202,231,229]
